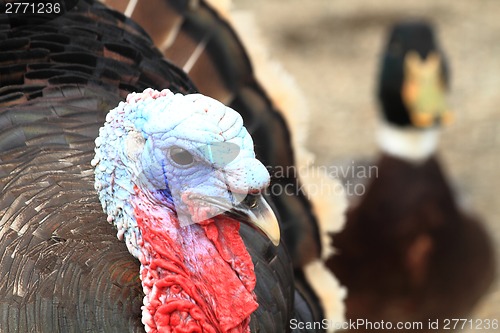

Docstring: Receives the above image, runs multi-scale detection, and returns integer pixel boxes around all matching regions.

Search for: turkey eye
[169,147,194,166]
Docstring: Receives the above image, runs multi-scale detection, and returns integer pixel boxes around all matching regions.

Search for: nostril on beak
[242,194,259,209]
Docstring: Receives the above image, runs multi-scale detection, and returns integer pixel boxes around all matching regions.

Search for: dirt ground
[233,0,500,330]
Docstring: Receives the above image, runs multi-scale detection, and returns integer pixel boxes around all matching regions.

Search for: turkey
[98,0,346,276]
[327,20,495,331]
[0,0,343,332]
[99,0,346,325]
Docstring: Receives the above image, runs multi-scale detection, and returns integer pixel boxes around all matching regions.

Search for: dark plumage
[327,20,495,331]
[0,0,323,331]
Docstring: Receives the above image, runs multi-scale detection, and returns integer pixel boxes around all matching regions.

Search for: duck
[327,20,495,329]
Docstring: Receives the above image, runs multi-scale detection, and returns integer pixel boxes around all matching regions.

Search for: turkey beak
[229,195,280,246]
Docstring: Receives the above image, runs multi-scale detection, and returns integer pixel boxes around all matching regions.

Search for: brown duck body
[328,152,495,329]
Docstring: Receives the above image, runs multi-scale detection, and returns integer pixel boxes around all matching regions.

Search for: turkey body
[0,1,319,332]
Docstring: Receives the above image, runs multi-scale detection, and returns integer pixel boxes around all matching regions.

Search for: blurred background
[233,0,499,330]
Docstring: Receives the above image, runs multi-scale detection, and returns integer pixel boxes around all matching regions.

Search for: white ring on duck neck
[376,120,440,164]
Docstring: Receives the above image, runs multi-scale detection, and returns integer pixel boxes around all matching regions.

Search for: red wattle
[132,187,257,333]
